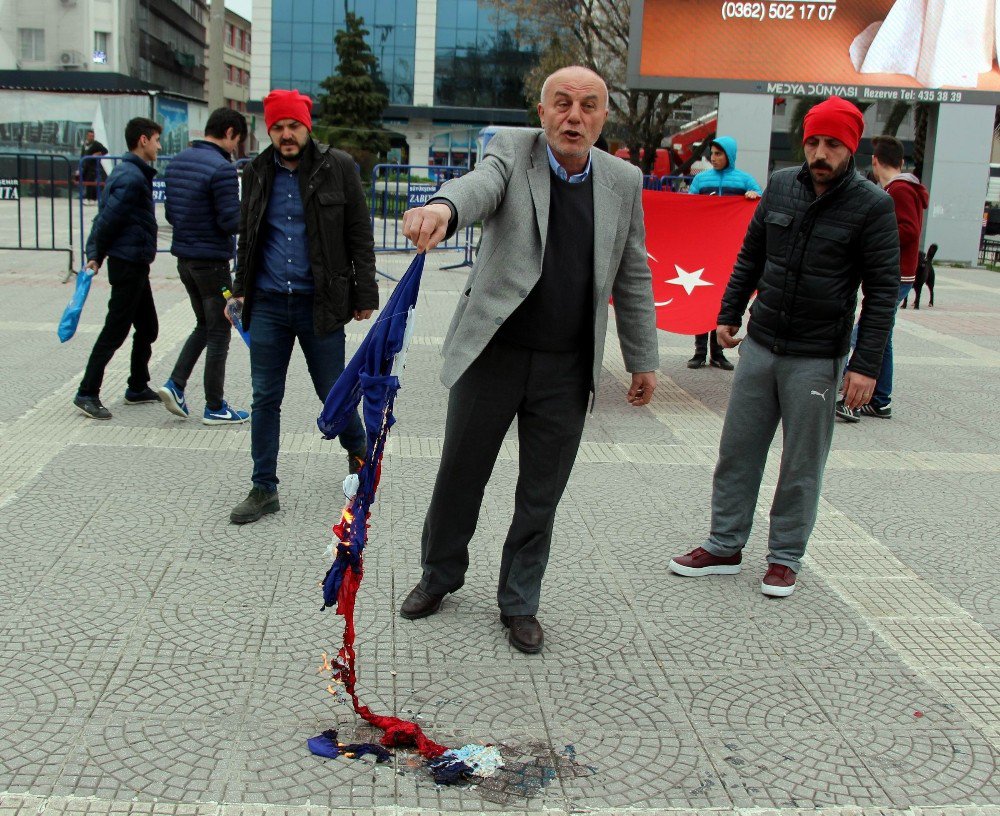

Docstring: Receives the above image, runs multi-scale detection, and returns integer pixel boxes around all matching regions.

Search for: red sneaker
[668,546,742,577]
[761,564,797,597]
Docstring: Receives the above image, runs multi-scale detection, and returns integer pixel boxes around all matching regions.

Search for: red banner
[643,191,758,335]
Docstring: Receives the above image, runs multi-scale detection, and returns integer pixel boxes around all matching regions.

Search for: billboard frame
[626,0,1000,107]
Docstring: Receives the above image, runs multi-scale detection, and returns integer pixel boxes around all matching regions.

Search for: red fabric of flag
[642,191,759,335]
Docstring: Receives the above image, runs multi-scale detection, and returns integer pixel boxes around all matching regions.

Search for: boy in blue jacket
[157,107,250,426]
[74,117,162,420]
[687,136,762,371]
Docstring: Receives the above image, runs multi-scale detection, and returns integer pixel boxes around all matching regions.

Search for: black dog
[902,243,937,309]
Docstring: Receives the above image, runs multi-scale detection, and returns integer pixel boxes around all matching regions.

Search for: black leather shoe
[710,355,734,371]
[686,355,707,369]
[399,584,444,620]
[229,487,279,524]
[500,614,544,654]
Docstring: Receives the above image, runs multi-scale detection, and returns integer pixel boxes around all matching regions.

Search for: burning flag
[309,252,502,784]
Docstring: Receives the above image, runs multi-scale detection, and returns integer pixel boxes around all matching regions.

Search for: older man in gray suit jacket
[399,66,659,653]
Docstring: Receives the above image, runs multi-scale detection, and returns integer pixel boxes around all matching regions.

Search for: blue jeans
[248,292,365,492]
[848,283,913,409]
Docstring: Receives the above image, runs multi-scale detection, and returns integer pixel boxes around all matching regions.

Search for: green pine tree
[316,13,389,169]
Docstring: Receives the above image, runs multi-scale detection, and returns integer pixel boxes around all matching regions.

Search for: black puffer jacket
[234,140,378,334]
[718,159,900,378]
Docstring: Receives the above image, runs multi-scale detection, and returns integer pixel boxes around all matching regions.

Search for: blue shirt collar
[546,144,592,183]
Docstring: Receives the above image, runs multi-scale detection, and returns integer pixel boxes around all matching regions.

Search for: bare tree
[489,0,703,174]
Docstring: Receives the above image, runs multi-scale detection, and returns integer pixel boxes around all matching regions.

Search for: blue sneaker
[202,400,250,426]
[156,380,189,418]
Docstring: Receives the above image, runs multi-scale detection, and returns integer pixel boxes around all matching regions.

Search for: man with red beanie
[228,89,378,524]
[668,96,900,597]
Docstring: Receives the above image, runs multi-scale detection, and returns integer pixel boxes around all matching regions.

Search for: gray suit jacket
[434,128,659,395]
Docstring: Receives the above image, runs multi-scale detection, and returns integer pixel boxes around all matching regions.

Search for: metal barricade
[979,235,1000,266]
[0,153,75,276]
[642,175,662,191]
[369,164,476,269]
[660,175,694,192]
[76,153,182,269]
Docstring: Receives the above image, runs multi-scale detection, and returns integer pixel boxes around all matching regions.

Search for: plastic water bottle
[222,287,251,347]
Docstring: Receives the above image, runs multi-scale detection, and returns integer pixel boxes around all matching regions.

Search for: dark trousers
[169,259,233,410]
[694,331,723,359]
[419,339,590,616]
[248,291,365,493]
[79,257,158,397]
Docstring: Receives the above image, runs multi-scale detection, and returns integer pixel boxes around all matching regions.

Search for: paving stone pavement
[0,245,998,816]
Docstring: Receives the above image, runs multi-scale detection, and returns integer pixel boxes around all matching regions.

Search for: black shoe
[500,614,544,654]
[74,394,112,420]
[687,355,707,369]
[229,487,280,524]
[399,584,445,620]
[858,403,892,419]
[710,355,734,371]
[835,399,860,423]
[348,449,366,475]
[124,387,160,405]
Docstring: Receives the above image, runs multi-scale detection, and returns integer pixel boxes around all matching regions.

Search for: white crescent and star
[648,255,714,308]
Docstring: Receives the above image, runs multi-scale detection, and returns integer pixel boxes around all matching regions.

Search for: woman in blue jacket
[687,136,762,370]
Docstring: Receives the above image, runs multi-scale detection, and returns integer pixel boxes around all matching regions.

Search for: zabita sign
[0,178,19,200]
[628,0,1000,105]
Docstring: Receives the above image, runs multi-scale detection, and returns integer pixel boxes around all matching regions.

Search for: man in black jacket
[668,97,900,597]
[228,89,378,524]
[74,117,163,420]
[80,129,107,204]
[158,107,249,426]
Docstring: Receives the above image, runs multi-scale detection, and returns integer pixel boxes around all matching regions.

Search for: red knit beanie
[803,96,865,153]
[263,89,313,131]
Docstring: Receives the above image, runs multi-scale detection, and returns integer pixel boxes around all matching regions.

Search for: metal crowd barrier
[75,154,257,270]
[67,157,481,277]
[643,174,694,192]
[0,153,76,276]
[979,235,1000,267]
[369,164,476,269]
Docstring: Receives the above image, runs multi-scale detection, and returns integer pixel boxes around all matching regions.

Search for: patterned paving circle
[848,729,1000,805]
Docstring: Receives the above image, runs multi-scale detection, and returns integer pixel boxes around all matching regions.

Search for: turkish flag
[642,191,759,335]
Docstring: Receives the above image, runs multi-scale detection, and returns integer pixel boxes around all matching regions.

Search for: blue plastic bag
[58,268,96,343]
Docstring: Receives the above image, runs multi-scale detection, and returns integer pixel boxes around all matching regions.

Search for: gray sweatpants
[702,336,845,571]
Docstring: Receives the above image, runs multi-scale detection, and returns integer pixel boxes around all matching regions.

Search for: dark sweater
[497,171,594,351]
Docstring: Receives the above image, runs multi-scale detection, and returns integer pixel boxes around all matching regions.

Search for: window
[239,29,246,51]
[226,23,235,46]
[93,31,110,64]
[245,32,250,53]
[18,28,44,62]
[226,63,234,82]
[434,1,538,108]
[243,70,250,86]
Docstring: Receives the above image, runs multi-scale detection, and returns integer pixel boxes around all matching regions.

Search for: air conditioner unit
[59,50,82,67]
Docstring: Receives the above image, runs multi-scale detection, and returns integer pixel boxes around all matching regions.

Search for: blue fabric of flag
[317,253,424,608]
